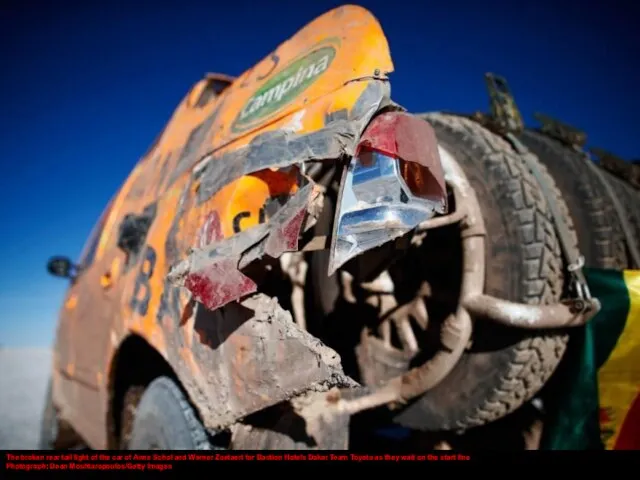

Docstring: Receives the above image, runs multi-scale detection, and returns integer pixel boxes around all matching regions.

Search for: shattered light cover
[168,80,393,312]
[168,184,322,312]
[328,111,448,274]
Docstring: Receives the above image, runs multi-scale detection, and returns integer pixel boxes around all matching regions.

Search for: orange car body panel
[52,5,394,448]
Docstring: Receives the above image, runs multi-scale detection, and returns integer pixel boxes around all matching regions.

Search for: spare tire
[389,114,576,431]
[518,130,628,270]
[598,168,640,269]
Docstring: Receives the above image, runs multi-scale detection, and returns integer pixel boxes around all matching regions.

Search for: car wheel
[127,376,213,450]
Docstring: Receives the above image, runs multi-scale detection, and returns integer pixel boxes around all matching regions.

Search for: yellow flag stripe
[598,269,640,450]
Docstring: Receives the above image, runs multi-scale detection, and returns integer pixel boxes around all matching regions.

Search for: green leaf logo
[231,46,337,133]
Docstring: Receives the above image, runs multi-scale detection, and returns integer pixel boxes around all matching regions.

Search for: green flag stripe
[540,322,601,450]
[540,267,631,450]
[584,268,631,368]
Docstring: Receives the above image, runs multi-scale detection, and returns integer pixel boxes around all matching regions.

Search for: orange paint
[50,5,395,448]
[64,294,78,310]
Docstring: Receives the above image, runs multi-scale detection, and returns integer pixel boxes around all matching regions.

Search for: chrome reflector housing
[328,150,445,275]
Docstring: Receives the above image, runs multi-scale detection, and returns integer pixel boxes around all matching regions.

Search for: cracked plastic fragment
[168,184,322,311]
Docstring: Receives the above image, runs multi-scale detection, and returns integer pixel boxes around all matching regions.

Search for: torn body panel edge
[159,80,390,431]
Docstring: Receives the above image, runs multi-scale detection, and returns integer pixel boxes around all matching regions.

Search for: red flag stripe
[613,390,640,450]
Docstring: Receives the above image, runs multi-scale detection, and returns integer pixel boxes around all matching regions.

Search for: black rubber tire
[518,129,628,270]
[39,379,58,450]
[390,114,575,431]
[599,169,640,269]
[127,376,212,450]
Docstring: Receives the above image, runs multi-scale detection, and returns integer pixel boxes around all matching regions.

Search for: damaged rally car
[43,5,600,450]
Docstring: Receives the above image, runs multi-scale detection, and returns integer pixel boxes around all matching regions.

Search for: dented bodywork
[48,5,600,451]
[49,5,421,448]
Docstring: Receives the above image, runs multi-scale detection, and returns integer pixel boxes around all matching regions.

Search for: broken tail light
[327,112,447,275]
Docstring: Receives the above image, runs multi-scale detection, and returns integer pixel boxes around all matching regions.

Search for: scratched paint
[52,5,398,445]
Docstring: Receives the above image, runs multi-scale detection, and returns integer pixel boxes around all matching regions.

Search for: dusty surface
[0,348,51,449]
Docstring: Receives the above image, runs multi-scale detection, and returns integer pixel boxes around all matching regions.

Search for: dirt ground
[0,348,51,449]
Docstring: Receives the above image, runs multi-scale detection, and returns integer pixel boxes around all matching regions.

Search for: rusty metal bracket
[483,73,525,135]
[463,294,600,329]
[415,205,467,231]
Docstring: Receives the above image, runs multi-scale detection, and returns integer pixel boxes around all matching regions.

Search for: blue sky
[1,0,638,347]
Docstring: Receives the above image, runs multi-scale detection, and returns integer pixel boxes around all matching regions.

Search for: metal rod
[463,294,601,329]
[416,207,466,231]
[396,145,482,401]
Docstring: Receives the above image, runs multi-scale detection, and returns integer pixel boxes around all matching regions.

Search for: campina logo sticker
[231,45,337,132]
